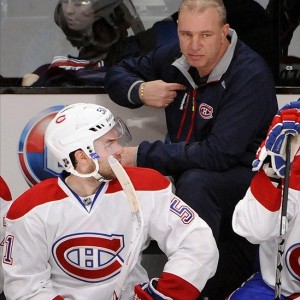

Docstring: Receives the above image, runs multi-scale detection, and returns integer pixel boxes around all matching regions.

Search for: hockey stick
[274,134,292,300]
[108,156,144,300]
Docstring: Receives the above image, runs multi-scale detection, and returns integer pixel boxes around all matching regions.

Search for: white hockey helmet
[45,103,131,179]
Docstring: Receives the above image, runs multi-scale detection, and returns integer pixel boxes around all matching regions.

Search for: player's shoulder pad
[6,178,67,220]
[107,166,170,193]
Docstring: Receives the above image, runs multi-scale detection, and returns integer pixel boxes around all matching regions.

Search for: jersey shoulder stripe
[290,156,300,191]
[6,178,67,220]
[106,166,170,193]
[0,176,12,201]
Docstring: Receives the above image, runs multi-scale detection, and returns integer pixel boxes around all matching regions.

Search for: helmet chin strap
[71,159,106,182]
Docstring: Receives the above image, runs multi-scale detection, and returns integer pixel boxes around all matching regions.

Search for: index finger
[167,83,187,91]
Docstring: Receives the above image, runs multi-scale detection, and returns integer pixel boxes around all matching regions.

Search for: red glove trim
[251,170,281,212]
[156,272,200,300]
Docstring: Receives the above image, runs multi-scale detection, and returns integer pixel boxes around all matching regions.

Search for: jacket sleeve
[144,183,218,299]
[106,40,278,174]
[137,62,278,174]
[104,42,180,108]
[137,49,278,175]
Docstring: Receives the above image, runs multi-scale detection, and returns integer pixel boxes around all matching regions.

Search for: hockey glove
[252,140,269,172]
[277,99,300,112]
[253,100,300,173]
[265,107,300,177]
[134,279,172,300]
[253,101,300,175]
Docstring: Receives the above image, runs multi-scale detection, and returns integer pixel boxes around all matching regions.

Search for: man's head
[59,0,94,33]
[45,103,131,179]
[177,0,229,77]
[55,0,143,60]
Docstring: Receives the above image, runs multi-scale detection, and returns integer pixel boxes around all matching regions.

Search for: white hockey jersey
[0,176,13,294]
[3,167,218,300]
[232,157,300,298]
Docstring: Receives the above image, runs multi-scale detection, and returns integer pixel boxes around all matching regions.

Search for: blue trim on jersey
[60,171,106,212]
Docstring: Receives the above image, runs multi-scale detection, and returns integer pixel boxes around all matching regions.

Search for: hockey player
[2,103,218,300]
[0,176,13,298]
[230,101,300,299]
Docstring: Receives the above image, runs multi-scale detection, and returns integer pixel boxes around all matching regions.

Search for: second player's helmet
[45,103,131,179]
[54,0,144,61]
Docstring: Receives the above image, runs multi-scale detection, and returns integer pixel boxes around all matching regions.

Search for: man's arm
[104,42,181,108]
[136,71,277,174]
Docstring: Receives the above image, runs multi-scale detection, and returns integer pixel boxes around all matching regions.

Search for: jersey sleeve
[0,197,13,294]
[144,182,218,298]
[232,168,296,244]
[0,176,12,201]
[3,208,62,299]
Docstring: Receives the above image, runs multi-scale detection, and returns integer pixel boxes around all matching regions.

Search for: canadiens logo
[199,103,213,119]
[52,233,125,282]
[285,243,300,280]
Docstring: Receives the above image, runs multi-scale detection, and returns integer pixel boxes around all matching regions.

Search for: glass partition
[0,0,299,90]
[0,0,179,88]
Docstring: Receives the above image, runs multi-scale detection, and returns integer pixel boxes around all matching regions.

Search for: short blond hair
[179,0,227,25]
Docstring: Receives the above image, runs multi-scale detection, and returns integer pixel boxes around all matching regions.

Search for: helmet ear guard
[45,103,131,179]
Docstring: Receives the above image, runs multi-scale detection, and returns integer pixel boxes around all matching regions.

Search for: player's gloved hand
[253,101,300,176]
[134,279,172,300]
[252,140,268,172]
[277,99,300,112]
[265,107,300,177]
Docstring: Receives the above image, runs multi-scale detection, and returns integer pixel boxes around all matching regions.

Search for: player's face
[178,7,229,77]
[61,0,94,33]
[93,129,124,160]
[91,129,124,180]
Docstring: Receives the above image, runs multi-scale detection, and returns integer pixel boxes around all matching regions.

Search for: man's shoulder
[225,40,275,86]
[6,178,67,220]
[234,40,269,69]
[152,40,181,60]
